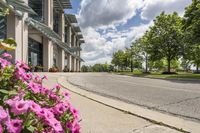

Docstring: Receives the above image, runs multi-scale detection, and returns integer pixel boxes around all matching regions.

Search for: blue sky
[66,0,192,65]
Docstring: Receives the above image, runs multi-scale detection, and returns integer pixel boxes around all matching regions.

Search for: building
[0,0,84,72]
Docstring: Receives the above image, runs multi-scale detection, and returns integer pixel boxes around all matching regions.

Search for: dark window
[29,0,44,22]
[53,10,59,33]
[0,16,7,39]
[28,38,43,67]
[65,27,68,43]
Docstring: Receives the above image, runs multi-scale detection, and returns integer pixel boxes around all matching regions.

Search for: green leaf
[2,38,17,46]
[26,125,35,132]
[0,89,17,95]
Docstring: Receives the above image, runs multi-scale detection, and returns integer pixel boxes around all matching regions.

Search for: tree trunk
[196,64,199,73]
[145,55,148,73]
[167,59,171,73]
[131,59,133,72]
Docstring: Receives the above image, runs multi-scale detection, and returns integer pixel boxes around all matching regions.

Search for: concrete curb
[113,73,200,82]
[58,76,200,133]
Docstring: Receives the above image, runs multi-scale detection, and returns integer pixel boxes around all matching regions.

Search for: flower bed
[0,53,80,133]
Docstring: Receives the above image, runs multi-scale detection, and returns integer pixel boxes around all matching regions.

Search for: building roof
[70,47,82,52]
[26,17,73,54]
[77,34,83,39]
[53,0,72,10]
[72,25,81,33]
[0,0,36,16]
[65,14,77,24]
[79,39,85,44]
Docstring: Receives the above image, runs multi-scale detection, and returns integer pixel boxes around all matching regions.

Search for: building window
[28,38,43,67]
[29,0,44,22]
[0,16,7,39]
[65,27,68,43]
[53,10,59,34]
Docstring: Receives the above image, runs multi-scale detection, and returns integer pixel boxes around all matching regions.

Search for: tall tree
[148,12,183,73]
[183,0,200,72]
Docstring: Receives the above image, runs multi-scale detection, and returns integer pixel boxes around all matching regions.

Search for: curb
[58,76,200,133]
[113,73,200,82]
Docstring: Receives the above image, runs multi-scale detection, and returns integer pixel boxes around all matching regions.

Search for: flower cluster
[0,53,80,133]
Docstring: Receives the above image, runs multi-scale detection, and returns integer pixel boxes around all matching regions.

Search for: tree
[148,12,183,73]
[183,0,200,72]
[139,31,152,73]
[111,50,129,71]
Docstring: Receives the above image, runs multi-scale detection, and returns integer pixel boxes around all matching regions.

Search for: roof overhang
[53,0,72,10]
[0,0,36,16]
[77,33,83,39]
[72,25,81,33]
[79,39,85,44]
[70,47,82,52]
[26,17,74,55]
[65,14,77,25]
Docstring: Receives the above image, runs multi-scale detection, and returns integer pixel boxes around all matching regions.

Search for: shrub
[0,53,80,133]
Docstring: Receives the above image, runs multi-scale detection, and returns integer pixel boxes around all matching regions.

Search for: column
[44,0,53,29]
[43,38,53,71]
[7,11,28,63]
[66,25,72,46]
[74,57,77,72]
[58,12,65,42]
[67,54,72,71]
[76,59,79,72]
[58,48,65,71]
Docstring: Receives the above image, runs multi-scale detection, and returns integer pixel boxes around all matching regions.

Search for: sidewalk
[43,73,180,133]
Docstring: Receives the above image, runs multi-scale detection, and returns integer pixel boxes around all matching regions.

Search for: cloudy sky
[65,0,192,65]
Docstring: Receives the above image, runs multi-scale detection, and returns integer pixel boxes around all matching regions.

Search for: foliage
[81,63,113,72]
[183,0,200,71]
[0,53,80,133]
[147,12,183,73]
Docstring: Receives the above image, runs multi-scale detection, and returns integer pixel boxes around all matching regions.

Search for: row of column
[66,25,81,72]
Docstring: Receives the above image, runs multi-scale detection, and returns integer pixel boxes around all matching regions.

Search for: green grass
[114,71,200,80]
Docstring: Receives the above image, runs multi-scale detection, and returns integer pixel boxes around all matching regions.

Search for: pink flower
[0,124,3,133]
[27,81,40,94]
[48,118,63,132]
[28,101,41,113]
[42,75,48,80]
[15,60,29,70]
[6,99,29,115]
[66,120,80,133]
[0,106,8,122]
[63,91,70,101]
[0,58,11,68]
[70,105,79,119]
[2,53,12,59]
[52,102,68,115]
[53,84,61,90]
[6,119,23,133]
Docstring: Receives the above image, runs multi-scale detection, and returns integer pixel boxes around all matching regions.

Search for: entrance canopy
[0,0,36,16]
[26,17,83,61]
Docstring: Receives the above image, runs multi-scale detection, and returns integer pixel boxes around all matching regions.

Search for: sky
[65,0,192,66]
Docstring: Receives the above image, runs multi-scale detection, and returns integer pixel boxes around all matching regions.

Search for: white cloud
[78,0,143,28]
[141,0,191,20]
[79,0,192,65]
[81,23,152,66]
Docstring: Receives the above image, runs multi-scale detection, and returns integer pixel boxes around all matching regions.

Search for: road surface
[67,73,200,122]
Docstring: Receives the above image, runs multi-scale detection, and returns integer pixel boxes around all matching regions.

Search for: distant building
[0,0,84,72]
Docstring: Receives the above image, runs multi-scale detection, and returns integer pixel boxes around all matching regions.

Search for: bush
[49,67,59,72]
[0,53,80,133]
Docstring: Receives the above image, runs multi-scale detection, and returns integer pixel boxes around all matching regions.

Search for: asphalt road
[67,73,200,122]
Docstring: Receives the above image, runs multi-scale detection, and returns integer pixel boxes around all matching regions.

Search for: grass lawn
[114,71,200,80]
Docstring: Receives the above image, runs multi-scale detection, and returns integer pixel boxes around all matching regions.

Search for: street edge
[57,76,200,133]
[112,72,200,82]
